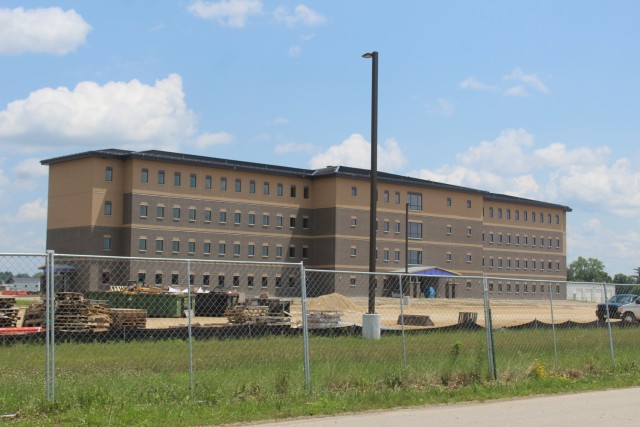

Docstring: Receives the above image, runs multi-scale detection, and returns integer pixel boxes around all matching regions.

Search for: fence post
[300,262,310,391]
[548,282,558,370]
[602,283,615,368]
[398,274,407,369]
[187,260,194,396]
[482,276,495,379]
[45,250,56,403]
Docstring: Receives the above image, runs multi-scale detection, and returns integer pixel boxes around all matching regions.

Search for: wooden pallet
[111,309,146,329]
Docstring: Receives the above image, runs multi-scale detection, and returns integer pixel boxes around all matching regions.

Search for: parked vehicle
[595,294,639,322]
[619,299,640,323]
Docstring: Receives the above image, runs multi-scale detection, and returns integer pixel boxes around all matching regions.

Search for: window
[275,276,282,288]
[188,241,196,254]
[556,238,561,248]
[498,234,503,243]
[276,246,283,258]
[234,212,241,224]
[303,186,309,199]
[203,242,211,254]
[172,240,180,253]
[233,275,240,287]
[173,207,181,220]
[447,197,452,207]
[249,180,256,194]
[276,215,283,227]
[446,225,452,235]
[498,208,502,219]
[262,245,269,257]
[384,191,390,203]
[302,247,309,258]
[290,185,296,197]
[262,214,270,226]
[555,214,560,224]
[205,175,212,189]
[235,178,241,192]
[219,211,227,223]
[395,250,401,261]
[233,243,241,256]
[277,183,283,196]
[408,250,422,265]
[394,192,400,204]
[395,222,401,233]
[103,236,112,250]
[261,277,268,288]
[302,217,309,229]
[174,172,181,187]
[218,275,225,287]
[507,234,512,244]
[383,220,390,232]
[548,214,552,224]
[446,253,452,262]
[408,193,422,210]
[105,167,113,182]
[220,177,227,191]
[506,209,511,219]
[351,218,357,227]
[189,174,196,188]
[101,272,111,285]
[350,247,357,257]
[289,217,296,228]
[288,246,296,258]
[155,274,163,285]
[351,186,357,196]
[218,243,226,255]
[408,222,422,239]
[172,274,179,285]
[158,170,165,185]
[488,207,494,218]
[139,205,148,217]
[248,244,255,256]
[156,206,165,219]
[141,168,149,183]
[514,210,519,220]
[189,208,196,222]
[490,233,494,243]
[155,239,163,252]
[466,227,472,237]
[466,254,472,263]
[524,211,528,221]
[383,250,389,261]
[532,212,536,222]
[104,201,112,216]
[248,213,256,225]
[263,182,270,195]
[204,210,212,222]
[247,276,254,288]
[540,213,544,223]
[466,200,472,208]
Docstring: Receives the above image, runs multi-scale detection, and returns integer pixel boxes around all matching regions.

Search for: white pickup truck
[619,299,640,323]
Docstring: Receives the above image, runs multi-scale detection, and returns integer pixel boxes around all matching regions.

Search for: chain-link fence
[1,252,639,413]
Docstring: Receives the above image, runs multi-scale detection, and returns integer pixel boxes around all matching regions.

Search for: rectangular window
[277,183,283,196]
[203,275,210,287]
[351,218,357,227]
[351,186,357,196]
[262,214,270,226]
[189,174,197,188]
[248,244,255,256]
[101,272,111,285]
[288,246,295,258]
[446,225,452,235]
[350,247,357,257]
[248,213,256,225]
[218,275,225,287]
[247,276,254,288]
[466,200,472,208]
[104,201,112,216]
[234,212,241,224]
[172,240,180,253]
[303,186,309,199]
[466,254,472,263]
[233,243,241,256]
[172,274,179,285]
[384,191,390,203]
[261,276,268,288]
[103,236,112,250]
[290,185,296,197]
[219,211,227,223]
[408,193,422,210]
[275,276,282,288]
[204,242,211,254]
[408,222,422,239]
[156,206,165,219]
[395,222,401,233]
[174,172,181,187]
[233,275,240,287]
[447,197,452,207]
[189,208,196,222]
[173,207,181,220]
[220,177,227,191]
[383,250,389,261]
[105,167,113,182]
[263,182,270,195]
[276,215,283,227]
[395,250,401,261]
[303,217,309,229]
[383,220,390,232]
[446,253,452,262]
[289,216,296,228]
[395,192,401,204]
[235,178,241,192]
[155,239,163,252]
[141,168,148,183]
[138,238,147,251]
[218,243,226,255]
[276,246,283,258]
[249,180,256,194]
[205,175,212,189]
[302,247,309,258]
[158,170,165,185]
[408,250,422,265]
[139,204,148,218]
[204,210,212,222]
[262,245,269,257]
[155,274,162,285]
[188,241,196,254]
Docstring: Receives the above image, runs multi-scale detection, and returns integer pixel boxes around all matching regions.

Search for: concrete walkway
[246,387,639,427]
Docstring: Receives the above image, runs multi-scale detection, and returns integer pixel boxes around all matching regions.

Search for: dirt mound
[307,293,361,313]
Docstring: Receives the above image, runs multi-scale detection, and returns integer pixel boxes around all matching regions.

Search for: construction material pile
[225,297,292,326]
[23,303,45,327]
[307,311,341,328]
[111,309,147,329]
[55,292,112,332]
[0,298,19,328]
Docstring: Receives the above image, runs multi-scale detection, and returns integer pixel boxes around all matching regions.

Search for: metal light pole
[363,51,378,315]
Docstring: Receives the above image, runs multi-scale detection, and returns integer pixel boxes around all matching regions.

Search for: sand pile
[307,293,360,313]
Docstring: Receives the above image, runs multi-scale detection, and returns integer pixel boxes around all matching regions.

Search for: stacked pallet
[23,303,45,327]
[55,293,113,332]
[111,309,146,329]
[226,305,292,326]
[307,311,341,328]
[0,298,19,328]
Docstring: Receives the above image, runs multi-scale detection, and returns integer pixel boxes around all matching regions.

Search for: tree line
[567,257,640,294]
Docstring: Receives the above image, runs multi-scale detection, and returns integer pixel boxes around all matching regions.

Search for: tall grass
[1,328,639,426]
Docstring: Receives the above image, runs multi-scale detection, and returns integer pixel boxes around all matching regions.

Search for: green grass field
[1,328,639,426]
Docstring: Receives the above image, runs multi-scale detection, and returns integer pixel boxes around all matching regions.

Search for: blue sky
[1,1,639,277]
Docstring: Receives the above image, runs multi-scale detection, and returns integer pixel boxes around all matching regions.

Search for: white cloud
[288,45,303,58]
[193,131,234,149]
[504,84,529,97]
[275,142,314,154]
[0,73,197,152]
[309,134,407,172]
[187,0,262,28]
[12,158,48,190]
[456,128,535,173]
[1,198,47,223]
[274,4,326,27]
[504,67,549,95]
[426,99,455,116]
[459,77,500,92]
[0,7,91,55]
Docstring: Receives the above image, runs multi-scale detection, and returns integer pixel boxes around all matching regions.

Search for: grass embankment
[1,328,639,426]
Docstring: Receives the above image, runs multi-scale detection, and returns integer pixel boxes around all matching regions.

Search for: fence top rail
[0,252,47,257]
[53,253,303,268]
